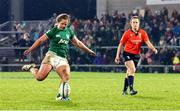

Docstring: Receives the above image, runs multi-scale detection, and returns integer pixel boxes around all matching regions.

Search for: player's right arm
[24,34,48,55]
[115,43,123,64]
[114,31,127,64]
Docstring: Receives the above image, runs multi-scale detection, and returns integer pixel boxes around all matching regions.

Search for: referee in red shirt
[115,16,157,95]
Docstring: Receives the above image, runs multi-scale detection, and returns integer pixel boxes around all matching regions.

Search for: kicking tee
[46,26,75,58]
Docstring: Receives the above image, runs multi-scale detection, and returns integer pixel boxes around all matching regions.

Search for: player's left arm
[145,40,158,54]
[71,36,96,56]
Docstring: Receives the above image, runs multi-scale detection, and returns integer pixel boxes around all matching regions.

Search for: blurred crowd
[69,6,180,72]
[1,6,180,72]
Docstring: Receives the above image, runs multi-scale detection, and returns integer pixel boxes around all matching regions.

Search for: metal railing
[0,46,180,73]
[0,20,49,31]
[0,64,179,73]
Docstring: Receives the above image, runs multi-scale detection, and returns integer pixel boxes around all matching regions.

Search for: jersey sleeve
[120,31,128,46]
[69,26,75,40]
[142,30,149,42]
[45,27,56,39]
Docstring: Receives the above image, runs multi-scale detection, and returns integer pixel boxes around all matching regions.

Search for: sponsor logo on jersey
[58,39,68,44]
[131,40,142,44]
[131,33,142,44]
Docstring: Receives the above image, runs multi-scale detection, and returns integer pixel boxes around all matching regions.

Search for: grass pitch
[0,72,180,110]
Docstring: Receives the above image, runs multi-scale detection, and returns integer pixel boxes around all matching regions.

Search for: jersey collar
[57,26,67,31]
[130,28,140,36]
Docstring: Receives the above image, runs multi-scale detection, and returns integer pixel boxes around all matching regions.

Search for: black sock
[128,75,134,91]
[123,78,128,92]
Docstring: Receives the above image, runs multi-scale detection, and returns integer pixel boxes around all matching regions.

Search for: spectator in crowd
[0,57,9,71]
[1,6,180,72]
[93,52,103,65]
[151,19,160,45]
[18,33,31,62]
[172,52,180,72]
[172,21,180,45]
[172,9,179,19]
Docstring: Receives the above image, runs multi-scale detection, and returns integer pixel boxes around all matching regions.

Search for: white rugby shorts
[42,51,68,70]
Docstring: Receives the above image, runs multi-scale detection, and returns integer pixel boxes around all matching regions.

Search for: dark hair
[56,13,69,23]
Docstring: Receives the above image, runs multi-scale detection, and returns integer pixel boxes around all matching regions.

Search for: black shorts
[122,51,140,68]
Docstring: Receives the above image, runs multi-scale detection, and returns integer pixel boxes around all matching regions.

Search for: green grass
[0,72,180,110]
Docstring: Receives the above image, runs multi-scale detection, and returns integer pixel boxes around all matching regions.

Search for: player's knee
[129,68,136,74]
[64,75,70,81]
[36,76,45,81]
[36,78,43,81]
[62,73,70,81]
[35,73,46,81]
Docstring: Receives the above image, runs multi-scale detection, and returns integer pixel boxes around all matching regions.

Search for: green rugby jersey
[45,26,75,58]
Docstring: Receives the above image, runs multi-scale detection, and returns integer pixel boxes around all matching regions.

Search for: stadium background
[0,0,180,73]
[1,0,180,110]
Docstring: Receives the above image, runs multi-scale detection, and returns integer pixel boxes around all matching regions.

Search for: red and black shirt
[120,29,149,54]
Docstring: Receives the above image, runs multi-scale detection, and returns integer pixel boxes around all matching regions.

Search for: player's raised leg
[22,64,52,81]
